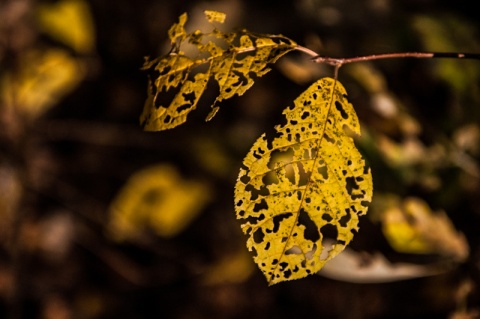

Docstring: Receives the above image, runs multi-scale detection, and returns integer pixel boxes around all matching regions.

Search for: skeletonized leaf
[235,77,373,285]
[140,11,297,131]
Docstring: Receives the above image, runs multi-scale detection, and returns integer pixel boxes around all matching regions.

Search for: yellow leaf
[108,164,212,240]
[381,197,469,261]
[36,0,95,54]
[141,12,297,131]
[234,77,373,285]
[2,49,84,118]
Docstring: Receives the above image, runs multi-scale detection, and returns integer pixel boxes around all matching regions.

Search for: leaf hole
[346,176,360,196]
[322,214,333,222]
[298,209,320,242]
[272,212,293,233]
[285,245,301,255]
[339,210,351,227]
[360,200,370,207]
[305,243,317,260]
[279,262,289,271]
[335,101,348,119]
[182,91,196,106]
[253,228,265,243]
[317,166,328,180]
[320,223,338,240]
[240,175,250,184]
[323,133,335,144]
[163,115,172,124]
[253,198,269,212]
[301,111,310,120]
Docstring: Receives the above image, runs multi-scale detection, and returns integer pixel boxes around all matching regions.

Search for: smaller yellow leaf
[108,164,212,240]
[141,11,297,131]
[204,10,226,24]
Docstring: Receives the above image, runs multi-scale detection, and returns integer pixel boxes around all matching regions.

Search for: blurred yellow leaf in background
[1,49,85,119]
[36,0,95,54]
[380,196,468,261]
[202,248,255,285]
[108,164,212,240]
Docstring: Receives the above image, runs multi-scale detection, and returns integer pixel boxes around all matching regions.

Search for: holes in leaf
[252,147,266,159]
[301,111,310,120]
[346,176,360,196]
[335,101,348,119]
[323,133,335,144]
[279,262,289,271]
[361,200,370,207]
[240,175,250,184]
[181,91,196,107]
[253,228,265,243]
[305,243,317,260]
[322,213,333,222]
[297,163,309,186]
[298,209,320,242]
[177,102,191,113]
[268,148,294,171]
[317,165,328,180]
[263,170,279,185]
[339,210,351,227]
[296,191,302,200]
[272,213,293,233]
[320,223,338,240]
[163,115,172,124]
[253,198,269,212]
[245,184,269,200]
[285,246,301,255]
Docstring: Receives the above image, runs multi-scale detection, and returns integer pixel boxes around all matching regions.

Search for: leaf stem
[294,45,480,67]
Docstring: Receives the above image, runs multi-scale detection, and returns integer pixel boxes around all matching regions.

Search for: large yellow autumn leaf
[235,77,373,285]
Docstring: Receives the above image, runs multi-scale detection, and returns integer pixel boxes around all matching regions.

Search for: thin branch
[294,45,480,67]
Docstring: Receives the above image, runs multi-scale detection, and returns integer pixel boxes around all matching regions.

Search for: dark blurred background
[1,0,480,318]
